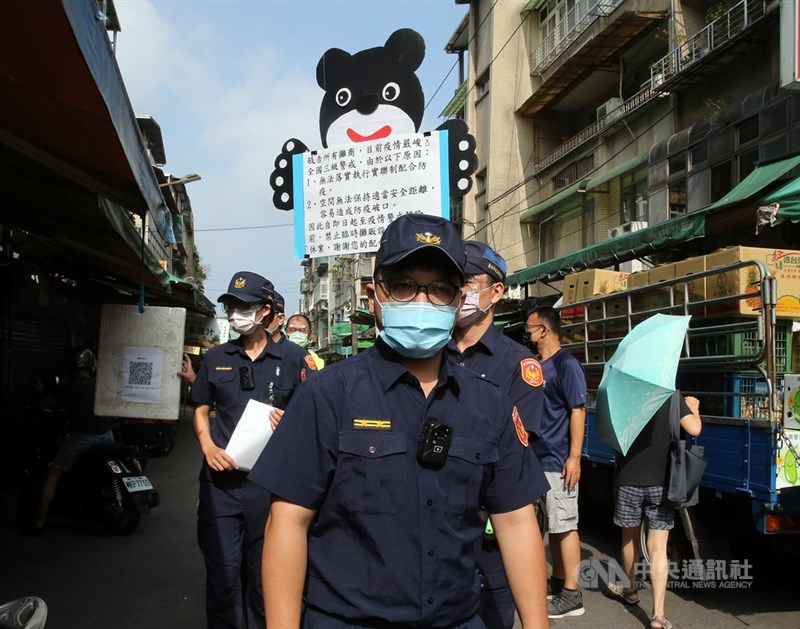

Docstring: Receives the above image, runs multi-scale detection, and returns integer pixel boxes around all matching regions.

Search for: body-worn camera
[239,365,255,391]
[417,418,453,467]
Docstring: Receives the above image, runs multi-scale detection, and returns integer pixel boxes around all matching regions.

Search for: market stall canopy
[704,153,800,212]
[757,176,800,231]
[507,208,707,286]
[0,0,173,292]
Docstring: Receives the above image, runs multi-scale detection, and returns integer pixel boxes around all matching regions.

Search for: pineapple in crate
[744,264,762,310]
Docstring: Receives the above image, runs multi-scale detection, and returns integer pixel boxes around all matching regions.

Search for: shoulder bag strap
[669,391,682,443]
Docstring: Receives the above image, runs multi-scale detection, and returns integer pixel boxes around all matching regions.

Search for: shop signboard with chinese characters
[293,132,447,258]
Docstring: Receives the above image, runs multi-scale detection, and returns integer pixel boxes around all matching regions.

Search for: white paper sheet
[121,346,164,403]
[225,399,274,472]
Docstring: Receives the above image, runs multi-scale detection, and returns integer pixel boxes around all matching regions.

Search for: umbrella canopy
[596,314,691,455]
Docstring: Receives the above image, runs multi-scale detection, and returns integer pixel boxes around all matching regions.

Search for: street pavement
[1,418,799,628]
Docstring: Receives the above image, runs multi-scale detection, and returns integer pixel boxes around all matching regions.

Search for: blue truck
[558,257,800,557]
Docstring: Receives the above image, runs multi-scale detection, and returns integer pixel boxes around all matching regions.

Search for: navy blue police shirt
[532,348,587,472]
[446,324,546,438]
[249,339,538,626]
[188,335,313,449]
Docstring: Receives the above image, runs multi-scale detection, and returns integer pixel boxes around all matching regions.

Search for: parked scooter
[19,404,160,535]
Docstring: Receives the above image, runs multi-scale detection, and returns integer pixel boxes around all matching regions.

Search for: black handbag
[666,392,707,509]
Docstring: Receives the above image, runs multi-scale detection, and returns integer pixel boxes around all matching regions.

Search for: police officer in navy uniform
[446,241,546,629]
[189,271,311,629]
[242,287,317,629]
[253,214,550,629]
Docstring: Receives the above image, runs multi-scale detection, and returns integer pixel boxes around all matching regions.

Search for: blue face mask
[377,298,457,359]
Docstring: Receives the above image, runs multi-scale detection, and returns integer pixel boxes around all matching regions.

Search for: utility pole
[350,255,359,356]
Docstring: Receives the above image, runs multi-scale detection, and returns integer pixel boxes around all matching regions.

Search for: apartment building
[446,0,800,296]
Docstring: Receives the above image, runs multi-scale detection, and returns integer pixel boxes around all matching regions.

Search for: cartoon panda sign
[269,29,478,258]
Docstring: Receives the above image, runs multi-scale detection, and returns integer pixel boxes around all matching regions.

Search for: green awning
[521,179,589,222]
[440,81,467,118]
[705,153,800,212]
[331,322,370,338]
[506,208,707,286]
[758,176,800,226]
[523,0,547,12]
[585,152,648,192]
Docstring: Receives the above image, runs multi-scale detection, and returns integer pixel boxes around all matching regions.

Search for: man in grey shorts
[526,307,587,618]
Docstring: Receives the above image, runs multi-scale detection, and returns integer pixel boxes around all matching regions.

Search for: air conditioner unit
[608,221,648,239]
[596,97,623,120]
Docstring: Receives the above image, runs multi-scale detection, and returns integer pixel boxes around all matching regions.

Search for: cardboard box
[705,246,800,318]
[626,270,650,314]
[646,263,676,311]
[562,269,627,304]
[562,273,582,305]
[674,256,707,316]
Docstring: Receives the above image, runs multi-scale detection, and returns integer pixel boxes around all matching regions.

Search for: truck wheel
[105,495,141,535]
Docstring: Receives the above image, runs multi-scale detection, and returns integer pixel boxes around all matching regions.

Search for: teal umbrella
[596,314,691,454]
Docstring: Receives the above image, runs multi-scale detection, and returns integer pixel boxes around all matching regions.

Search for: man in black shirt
[609,392,701,629]
[31,350,113,533]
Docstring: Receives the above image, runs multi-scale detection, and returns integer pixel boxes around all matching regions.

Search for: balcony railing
[650,0,767,89]
[530,83,664,177]
[533,0,623,74]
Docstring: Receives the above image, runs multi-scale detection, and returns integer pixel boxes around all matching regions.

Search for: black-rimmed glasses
[377,278,460,306]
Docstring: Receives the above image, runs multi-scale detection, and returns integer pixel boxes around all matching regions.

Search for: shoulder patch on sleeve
[304,354,318,370]
[520,358,543,387]
[512,406,529,447]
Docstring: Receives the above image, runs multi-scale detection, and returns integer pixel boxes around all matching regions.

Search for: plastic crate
[724,372,784,420]
[688,320,792,373]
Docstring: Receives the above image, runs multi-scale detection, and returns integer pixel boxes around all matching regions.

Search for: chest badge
[352,417,392,431]
[215,366,233,371]
[520,358,544,387]
[511,406,529,447]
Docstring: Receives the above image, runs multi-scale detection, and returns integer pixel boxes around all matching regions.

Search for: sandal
[650,616,673,629]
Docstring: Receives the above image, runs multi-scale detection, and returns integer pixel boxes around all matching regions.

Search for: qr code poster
[121,347,164,403]
[95,304,186,419]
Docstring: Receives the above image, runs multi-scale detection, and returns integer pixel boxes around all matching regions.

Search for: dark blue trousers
[198,467,269,629]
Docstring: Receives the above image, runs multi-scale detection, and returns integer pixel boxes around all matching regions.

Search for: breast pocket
[337,432,408,514]
[208,370,236,404]
[445,438,498,516]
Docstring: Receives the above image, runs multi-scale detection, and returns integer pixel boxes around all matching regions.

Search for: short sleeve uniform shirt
[445,325,546,438]
[532,349,587,472]
[249,340,538,626]
[188,336,309,449]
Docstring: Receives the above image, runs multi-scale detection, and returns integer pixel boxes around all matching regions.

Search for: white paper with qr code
[225,400,275,471]
[121,347,163,403]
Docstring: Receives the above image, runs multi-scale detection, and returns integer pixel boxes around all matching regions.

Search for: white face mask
[456,286,492,328]
[228,307,263,335]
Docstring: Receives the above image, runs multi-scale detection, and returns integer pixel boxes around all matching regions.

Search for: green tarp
[585,152,648,192]
[506,208,707,286]
[330,322,370,338]
[705,153,800,212]
[759,176,800,225]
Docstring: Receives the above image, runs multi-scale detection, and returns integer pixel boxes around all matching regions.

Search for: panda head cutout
[316,29,425,148]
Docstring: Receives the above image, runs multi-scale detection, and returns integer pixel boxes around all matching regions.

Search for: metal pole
[350,256,359,356]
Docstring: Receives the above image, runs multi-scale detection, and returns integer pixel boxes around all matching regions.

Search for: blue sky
[113,0,468,314]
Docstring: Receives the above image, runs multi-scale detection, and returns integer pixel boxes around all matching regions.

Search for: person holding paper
[255,214,549,629]
[188,271,313,629]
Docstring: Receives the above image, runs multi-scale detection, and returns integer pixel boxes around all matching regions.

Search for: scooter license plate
[122,476,154,493]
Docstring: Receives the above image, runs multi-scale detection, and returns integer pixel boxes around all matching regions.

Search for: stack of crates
[688,320,793,373]
[724,372,785,420]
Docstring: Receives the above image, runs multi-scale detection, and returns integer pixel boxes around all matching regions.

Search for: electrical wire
[194,223,293,232]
